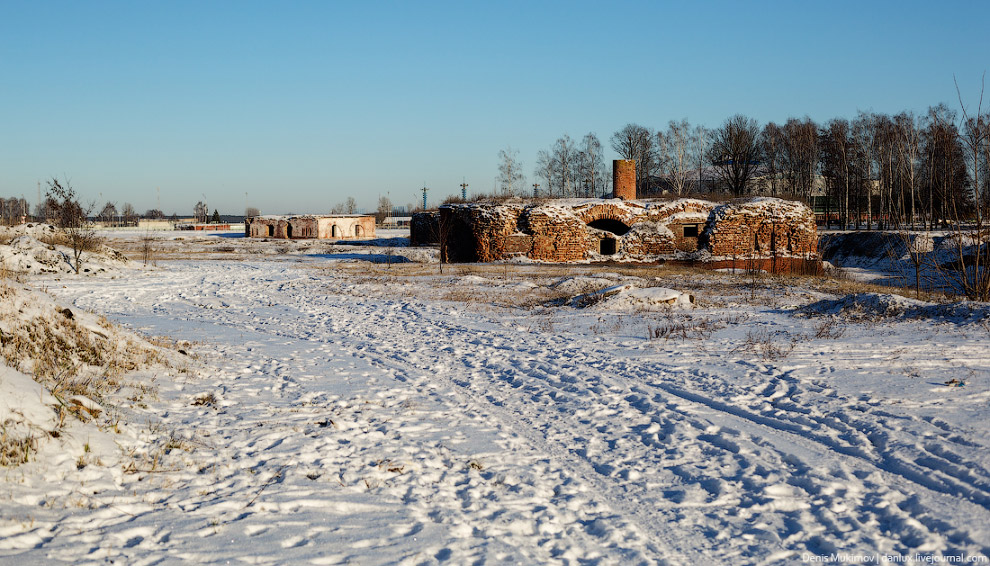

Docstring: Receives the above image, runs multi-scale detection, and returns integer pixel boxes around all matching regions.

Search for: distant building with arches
[245,215,376,240]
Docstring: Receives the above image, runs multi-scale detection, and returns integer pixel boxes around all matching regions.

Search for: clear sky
[1,0,987,216]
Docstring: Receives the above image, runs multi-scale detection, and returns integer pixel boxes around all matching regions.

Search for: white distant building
[381,216,412,228]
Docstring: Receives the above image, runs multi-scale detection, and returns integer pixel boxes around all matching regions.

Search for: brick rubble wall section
[410,212,440,245]
[703,200,818,258]
[521,207,590,261]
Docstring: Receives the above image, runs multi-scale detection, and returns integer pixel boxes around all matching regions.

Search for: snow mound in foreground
[799,293,990,323]
[572,283,695,310]
[0,224,130,275]
[0,364,60,465]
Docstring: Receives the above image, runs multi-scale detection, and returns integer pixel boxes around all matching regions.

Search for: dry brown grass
[0,288,171,466]
[0,423,38,467]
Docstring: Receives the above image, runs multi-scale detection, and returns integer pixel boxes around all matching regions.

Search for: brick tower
[613,159,636,200]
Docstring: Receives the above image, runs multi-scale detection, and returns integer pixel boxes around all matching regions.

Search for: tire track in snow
[298,281,990,558]
[42,261,990,562]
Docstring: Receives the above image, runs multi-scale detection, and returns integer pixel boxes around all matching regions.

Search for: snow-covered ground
[2,228,990,564]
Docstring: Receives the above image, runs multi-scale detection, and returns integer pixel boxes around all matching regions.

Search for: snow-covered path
[9,259,990,564]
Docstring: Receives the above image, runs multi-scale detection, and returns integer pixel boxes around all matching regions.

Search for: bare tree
[852,112,877,229]
[820,118,853,228]
[575,132,607,198]
[245,206,261,218]
[660,119,702,196]
[782,117,820,201]
[345,197,357,214]
[920,104,968,229]
[497,147,525,197]
[942,76,990,300]
[894,112,922,228]
[534,149,555,198]
[376,196,392,225]
[99,201,118,226]
[759,122,784,196]
[708,114,763,196]
[550,136,576,197]
[46,177,99,274]
[122,202,137,226]
[956,75,988,223]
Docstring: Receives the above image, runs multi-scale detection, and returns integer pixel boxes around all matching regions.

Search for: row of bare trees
[605,104,990,230]
[533,133,612,198]
[610,121,707,197]
[491,134,613,199]
[0,197,30,225]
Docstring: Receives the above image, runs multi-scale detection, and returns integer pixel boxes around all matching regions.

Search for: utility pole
[460,179,468,201]
[533,183,540,198]
[421,185,428,211]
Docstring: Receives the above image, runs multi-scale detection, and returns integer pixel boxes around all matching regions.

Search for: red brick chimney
[613,159,636,200]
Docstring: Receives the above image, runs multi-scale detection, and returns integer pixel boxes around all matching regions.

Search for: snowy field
[2,228,990,565]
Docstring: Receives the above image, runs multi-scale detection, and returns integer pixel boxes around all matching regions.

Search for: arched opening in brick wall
[587,218,630,236]
[355,225,362,237]
[332,225,340,238]
[287,224,294,238]
[267,225,274,237]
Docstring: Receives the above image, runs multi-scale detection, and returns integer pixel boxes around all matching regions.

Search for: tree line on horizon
[491,102,989,230]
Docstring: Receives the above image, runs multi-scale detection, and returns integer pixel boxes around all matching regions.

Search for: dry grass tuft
[0,422,38,467]
[737,328,800,361]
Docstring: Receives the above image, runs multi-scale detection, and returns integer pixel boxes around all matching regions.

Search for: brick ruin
[410,159,819,273]
[412,197,819,273]
[245,215,376,240]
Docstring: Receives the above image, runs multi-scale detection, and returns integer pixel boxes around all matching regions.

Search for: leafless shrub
[813,317,846,339]
[647,313,738,342]
[738,328,800,361]
[648,320,689,341]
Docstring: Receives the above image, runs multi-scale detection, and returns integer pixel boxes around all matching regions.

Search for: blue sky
[1,0,987,215]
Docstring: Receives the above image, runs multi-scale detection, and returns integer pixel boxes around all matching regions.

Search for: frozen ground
[1,228,990,565]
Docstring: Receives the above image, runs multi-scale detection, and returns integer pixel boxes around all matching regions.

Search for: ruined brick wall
[702,198,818,258]
[613,160,636,200]
[434,197,818,270]
[644,200,714,253]
[247,217,286,238]
[410,212,440,245]
[621,222,676,255]
[519,206,590,262]
[288,217,318,239]
[440,205,523,262]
